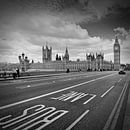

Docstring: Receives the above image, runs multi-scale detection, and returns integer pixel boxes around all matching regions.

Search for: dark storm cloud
[106,4,130,29]
[0,0,130,39]
[0,0,89,12]
[0,0,92,23]
[79,0,130,38]
[0,0,129,19]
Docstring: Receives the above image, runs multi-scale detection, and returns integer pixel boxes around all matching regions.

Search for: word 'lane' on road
[51,91,96,105]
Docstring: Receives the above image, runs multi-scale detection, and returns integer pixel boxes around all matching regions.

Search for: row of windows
[30,61,113,70]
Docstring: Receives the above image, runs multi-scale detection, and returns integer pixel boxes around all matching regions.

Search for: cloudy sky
[0,0,130,64]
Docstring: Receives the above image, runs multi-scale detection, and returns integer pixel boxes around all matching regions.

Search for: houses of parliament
[29,37,121,71]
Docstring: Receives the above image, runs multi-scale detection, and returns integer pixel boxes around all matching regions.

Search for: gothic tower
[113,36,120,70]
[42,45,52,63]
[86,53,92,70]
[96,53,104,71]
[63,47,69,61]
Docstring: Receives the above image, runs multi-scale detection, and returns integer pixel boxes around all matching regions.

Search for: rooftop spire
[65,46,68,54]
[115,36,119,44]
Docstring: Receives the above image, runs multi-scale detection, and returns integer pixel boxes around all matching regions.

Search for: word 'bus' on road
[0,104,68,130]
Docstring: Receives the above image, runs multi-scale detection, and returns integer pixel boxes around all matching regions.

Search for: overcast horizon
[0,0,130,64]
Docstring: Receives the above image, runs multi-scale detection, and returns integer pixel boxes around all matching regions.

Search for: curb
[103,80,130,130]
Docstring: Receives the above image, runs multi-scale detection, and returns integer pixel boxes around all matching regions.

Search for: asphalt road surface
[0,71,129,130]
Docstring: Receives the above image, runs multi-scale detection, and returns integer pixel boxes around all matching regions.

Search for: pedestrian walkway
[123,86,130,130]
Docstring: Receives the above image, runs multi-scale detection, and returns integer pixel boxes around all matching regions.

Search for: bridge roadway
[0,71,129,130]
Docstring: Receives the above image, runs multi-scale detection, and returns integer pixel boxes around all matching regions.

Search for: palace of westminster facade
[27,37,120,71]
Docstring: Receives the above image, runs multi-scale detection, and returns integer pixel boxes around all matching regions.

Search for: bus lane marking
[51,91,96,105]
[0,104,68,130]
[0,73,115,110]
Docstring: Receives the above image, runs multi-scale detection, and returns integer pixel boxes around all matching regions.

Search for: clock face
[115,46,118,50]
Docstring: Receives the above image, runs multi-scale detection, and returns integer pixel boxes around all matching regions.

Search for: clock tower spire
[114,36,120,70]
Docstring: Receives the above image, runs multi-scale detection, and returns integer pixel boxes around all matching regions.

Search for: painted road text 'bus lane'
[0,91,96,130]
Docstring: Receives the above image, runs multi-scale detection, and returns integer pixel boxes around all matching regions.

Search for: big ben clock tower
[114,36,120,70]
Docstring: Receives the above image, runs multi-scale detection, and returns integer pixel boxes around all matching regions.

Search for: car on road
[118,70,126,74]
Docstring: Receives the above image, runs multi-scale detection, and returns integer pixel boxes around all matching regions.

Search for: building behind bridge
[19,37,124,71]
[30,43,114,71]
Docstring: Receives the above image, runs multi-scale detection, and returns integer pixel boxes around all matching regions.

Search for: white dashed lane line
[101,85,115,98]
[66,110,90,130]
[118,78,122,82]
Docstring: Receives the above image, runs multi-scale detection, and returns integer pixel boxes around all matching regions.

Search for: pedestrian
[66,68,70,73]
[3,70,6,79]
[16,68,20,77]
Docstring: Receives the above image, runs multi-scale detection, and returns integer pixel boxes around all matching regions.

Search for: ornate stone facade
[30,45,113,71]
[114,37,120,70]
[63,47,69,61]
[42,45,52,63]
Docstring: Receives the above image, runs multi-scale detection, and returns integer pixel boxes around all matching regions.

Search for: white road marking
[27,85,31,88]
[0,104,68,130]
[1,105,45,128]
[0,73,116,110]
[83,94,96,104]
[51,91,88,102]
[118,78,122,82]
[101,85,115,98]
[103,81,128,130]
[22,110,68,130]
[66,110,90,130]
[51,91,96,105]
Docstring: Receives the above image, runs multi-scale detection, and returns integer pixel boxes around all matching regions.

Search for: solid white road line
[83,94,96,104]
[103,81,129,130]
[118,78,122,83]
[0,73,116,110]
[66,110,90,130]
[101,85,115,98]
